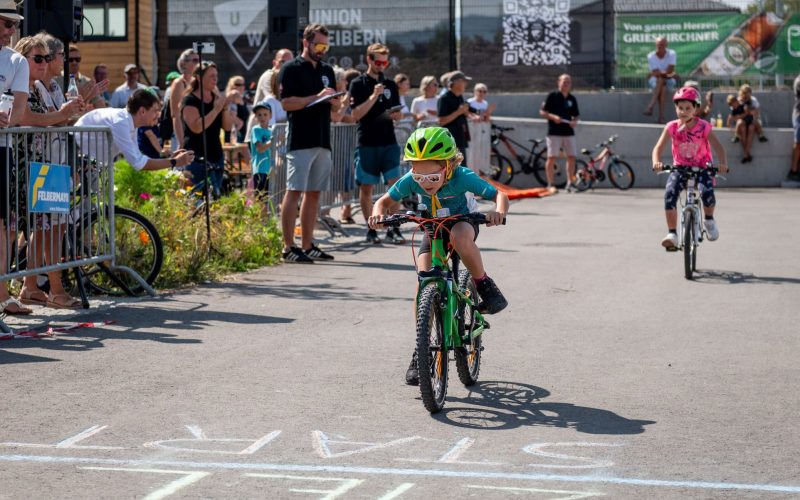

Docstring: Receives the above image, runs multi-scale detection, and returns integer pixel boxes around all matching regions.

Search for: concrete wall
[487,90,796,128]
[490,117,794,188]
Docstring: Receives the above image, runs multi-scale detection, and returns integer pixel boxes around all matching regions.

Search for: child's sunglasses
[411,171,444,184]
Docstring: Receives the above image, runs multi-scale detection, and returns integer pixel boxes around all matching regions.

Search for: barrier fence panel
[1,126,153,334]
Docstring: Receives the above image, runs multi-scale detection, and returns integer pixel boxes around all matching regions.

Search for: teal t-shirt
[250,125,272,175]
[388,166,498,215]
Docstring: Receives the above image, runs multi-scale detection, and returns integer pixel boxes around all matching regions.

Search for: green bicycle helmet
[403,127,458,162]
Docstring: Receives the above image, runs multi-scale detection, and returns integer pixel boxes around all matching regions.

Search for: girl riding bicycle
[652,87,728,250]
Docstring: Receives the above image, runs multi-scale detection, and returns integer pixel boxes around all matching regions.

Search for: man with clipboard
[278,23,340,263]
[348,43,404,244]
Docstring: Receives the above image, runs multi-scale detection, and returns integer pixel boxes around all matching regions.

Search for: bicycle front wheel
[489,151,514,184]
[608,159,635,190]
[81,206,164,295]
[683,211,695,280]
[455,269,482,386]
[416,282,448,413]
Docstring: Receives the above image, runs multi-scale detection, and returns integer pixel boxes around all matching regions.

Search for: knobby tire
[416,282,448,413]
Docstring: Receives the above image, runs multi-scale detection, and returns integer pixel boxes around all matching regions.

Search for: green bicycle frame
[415,227,487,352]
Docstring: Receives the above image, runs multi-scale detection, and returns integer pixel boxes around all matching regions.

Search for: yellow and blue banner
[28,162,70,214]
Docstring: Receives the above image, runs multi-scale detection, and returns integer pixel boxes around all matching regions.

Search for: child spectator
[249,101,273,205]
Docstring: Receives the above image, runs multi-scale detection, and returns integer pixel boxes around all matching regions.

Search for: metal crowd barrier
[1,126,152,334]
[267,123,412,231]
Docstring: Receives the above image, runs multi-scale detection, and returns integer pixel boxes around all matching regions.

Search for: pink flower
[139,192,152,200]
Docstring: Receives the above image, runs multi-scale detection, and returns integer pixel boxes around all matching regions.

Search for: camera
[192,42,216,55]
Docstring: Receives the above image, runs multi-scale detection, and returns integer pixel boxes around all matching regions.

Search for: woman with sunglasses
[224,76,249,144]
[467,82,496,122]
[12,36,84,309]
[180,61,234,198]
[410,75,440,126]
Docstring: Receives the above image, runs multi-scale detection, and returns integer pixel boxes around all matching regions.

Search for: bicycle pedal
[482,320,490,329]
[665,246,678,253]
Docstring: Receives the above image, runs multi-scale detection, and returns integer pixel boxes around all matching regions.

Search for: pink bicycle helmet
[673,87,701,105]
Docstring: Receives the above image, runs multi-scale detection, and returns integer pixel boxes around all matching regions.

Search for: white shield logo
[213,0,270,71]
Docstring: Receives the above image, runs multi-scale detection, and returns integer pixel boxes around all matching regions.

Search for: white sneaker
[704,219,719,241]
[661,232,678,249]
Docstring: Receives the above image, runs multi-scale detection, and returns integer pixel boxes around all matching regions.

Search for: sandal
[1,297,33,315]
[46,294,82,309]
[339,217,356,224]
[18,288,49,306]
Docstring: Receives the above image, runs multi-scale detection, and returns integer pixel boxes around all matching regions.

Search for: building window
[82,1,127,40]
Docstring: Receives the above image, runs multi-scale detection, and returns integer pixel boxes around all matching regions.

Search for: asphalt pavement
[1,188,799,499]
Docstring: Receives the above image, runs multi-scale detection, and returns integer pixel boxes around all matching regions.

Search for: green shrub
[113,160,282,289]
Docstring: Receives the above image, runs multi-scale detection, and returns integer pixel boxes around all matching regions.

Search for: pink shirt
[666,119,713,168]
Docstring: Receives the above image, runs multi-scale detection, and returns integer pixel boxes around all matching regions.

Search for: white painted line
[244,473,363,499]
[312,431,420,459]
[522,442,625,469]
[56,425,109,448]
[0,443,125,450]
[2,454,800,494]
[80,467,210,500]
[238,431,282,455]
[185,425,207,440]
[468,484,604,499]
[377,483,415,500]
[438,437,474,462]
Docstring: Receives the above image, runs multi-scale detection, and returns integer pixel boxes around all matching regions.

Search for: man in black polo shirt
[279,23,339,263]
[539,74,580,191]
[348,43,403,244]
[438,71,477,156]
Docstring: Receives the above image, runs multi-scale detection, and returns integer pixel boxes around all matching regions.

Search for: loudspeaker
[268,0,309,53]
[23,0,83,41]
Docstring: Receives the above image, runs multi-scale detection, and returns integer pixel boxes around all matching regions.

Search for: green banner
[617,12,800,78]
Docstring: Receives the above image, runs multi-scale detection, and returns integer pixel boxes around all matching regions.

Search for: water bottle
[230,124,238,145]
[66,74,80,119]
[0,91,14,121]
[716,113,723,129]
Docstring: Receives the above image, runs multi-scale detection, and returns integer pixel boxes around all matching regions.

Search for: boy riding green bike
[368,127,509,389]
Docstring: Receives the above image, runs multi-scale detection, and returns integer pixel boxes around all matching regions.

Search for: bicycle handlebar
[377,212,506,228]
[490,124,514,132]
[659,164,723,175]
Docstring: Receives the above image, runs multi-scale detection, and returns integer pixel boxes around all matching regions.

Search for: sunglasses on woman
[411,170,445,184]
[31,54,54,64]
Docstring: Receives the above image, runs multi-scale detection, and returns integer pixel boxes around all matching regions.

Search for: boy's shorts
[417,220,480,256]
[286,147,332,192]
[546,135,577,158]
[355,144,402,186]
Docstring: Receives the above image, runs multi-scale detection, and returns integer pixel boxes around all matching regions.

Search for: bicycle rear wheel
[416,282,448,413]
[489,151,514,184]
[80,206,163,295]
[608,159,635,190]
[683,211,695,280]
[455,269,482,386]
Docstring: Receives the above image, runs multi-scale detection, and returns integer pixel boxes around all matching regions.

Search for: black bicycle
[489,124,581,188]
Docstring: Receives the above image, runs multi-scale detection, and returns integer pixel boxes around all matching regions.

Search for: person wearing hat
[0,0,35,315]
[437,70,477,155]
[110,63,147,108]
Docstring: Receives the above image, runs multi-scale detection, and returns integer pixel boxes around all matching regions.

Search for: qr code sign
[503,0,571,66]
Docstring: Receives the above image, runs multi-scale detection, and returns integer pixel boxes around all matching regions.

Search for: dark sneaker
[731,136,740,144]
[758,135,768,142]
[405,351,419,386]
[386,227,406,244]
[304,244,334,261]
[475,276,508,315]
[788,171,800,181]
[366,228,381,244]
[282,246,314,264]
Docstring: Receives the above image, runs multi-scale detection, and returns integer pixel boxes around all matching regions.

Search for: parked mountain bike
[658,164,724,280]
[490,124,579,188]
[378,210,503,413]
[574,135,635,191]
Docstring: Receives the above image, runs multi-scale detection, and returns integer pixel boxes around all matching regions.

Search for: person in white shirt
[110,64,147,108]
[410,75,440,126]
[467,82,497,122]
[253,48,293,105]
[0,3,34,315]
[643,37,678,124]
[76,89,194,171]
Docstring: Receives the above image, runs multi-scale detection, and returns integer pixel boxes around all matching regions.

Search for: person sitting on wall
[643,37,678,124]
